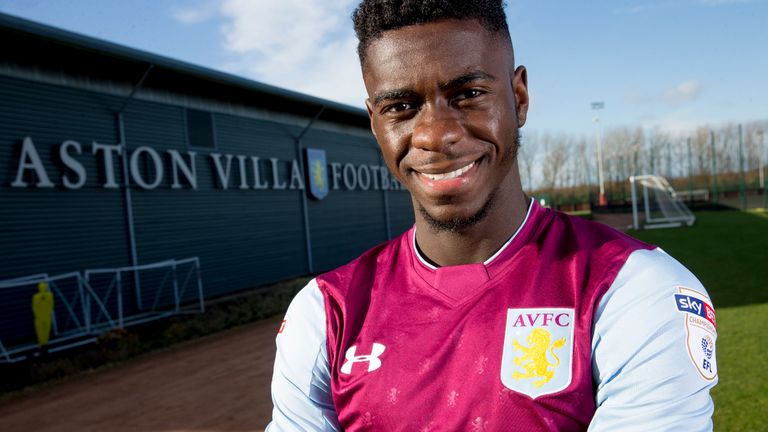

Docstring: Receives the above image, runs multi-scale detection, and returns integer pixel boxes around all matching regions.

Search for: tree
[518,130,539,192]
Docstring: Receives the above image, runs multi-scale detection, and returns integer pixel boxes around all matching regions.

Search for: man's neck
[414,190,530,267]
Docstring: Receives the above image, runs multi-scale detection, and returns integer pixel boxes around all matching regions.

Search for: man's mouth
[418,161,476,181]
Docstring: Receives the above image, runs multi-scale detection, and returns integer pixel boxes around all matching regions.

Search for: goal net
[630,175,696,230]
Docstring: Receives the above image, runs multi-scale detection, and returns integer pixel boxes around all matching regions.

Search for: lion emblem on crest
[511,328,566,388]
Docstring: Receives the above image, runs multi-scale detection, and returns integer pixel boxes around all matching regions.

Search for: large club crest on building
[500,308,574,398]
[305,148,329,200]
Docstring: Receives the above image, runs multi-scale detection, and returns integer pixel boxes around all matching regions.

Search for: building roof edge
[0,12,368,119]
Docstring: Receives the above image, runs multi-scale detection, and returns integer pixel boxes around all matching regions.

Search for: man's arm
[590,248,717,432]
[266,279,340,432]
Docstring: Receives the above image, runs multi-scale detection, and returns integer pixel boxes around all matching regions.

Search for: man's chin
[418,195,495,234]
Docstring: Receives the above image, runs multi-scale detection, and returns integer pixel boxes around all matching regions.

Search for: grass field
[629,210,768,432]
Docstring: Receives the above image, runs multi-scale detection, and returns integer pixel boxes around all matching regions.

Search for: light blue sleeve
[589,248,717,432]
[265,279,340,432]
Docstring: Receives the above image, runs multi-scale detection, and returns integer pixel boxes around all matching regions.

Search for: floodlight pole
[630,175,639,230]
[757,129,766,209]
[687,137,693,201]
[738,124,746,210]
[710,130,718,203]
[592,102,606,206]
[756,129,765,189]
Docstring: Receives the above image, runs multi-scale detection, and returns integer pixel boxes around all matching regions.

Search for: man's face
[363,19,529,229]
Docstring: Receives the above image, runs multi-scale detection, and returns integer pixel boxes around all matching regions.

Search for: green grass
[630,211,768,432]
[709,304,768,431]
[564,209,593,218]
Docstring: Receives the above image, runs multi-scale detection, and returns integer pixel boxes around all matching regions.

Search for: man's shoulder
[608,246,707,300]
[544,208,654,254]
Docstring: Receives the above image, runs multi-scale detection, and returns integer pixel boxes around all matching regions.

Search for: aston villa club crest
[500,308,574,398]
[305,148,328,200]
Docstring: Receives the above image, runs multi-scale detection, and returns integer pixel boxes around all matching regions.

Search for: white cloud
[615,2,672,14]
[171,0,219,24]
[623,5,650,13]
[663,80,703,107]
[215,0,366,107]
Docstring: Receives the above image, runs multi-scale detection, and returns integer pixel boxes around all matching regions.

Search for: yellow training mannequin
[32,281,54,346]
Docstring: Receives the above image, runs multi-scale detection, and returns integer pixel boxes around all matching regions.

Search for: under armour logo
[340,343,386,374]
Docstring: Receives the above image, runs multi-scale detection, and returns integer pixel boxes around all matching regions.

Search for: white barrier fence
[0,258,203,363]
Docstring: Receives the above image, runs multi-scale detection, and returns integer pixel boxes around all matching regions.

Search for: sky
[1,0,766,139]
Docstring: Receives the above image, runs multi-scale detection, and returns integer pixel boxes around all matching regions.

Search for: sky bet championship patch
[500,308,574,398]
[674,287,717,381]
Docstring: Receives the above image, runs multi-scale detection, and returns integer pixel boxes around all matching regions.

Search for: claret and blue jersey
[267,200,717,431]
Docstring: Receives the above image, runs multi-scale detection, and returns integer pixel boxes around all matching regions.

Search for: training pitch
[631,210,768,432]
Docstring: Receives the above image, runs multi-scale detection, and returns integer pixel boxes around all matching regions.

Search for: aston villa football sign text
[5,137,403,195]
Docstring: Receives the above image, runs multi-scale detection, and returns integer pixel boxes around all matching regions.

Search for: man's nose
[411,103,464,152]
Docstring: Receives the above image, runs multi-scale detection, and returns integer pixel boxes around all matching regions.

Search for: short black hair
[352,0,510,65]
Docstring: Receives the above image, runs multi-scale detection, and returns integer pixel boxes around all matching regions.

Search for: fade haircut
[352,0,511,65]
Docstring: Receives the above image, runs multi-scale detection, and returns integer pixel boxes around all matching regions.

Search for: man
[267,1,717,431]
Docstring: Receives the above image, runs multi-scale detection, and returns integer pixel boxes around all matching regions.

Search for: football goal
[629,175,696,230]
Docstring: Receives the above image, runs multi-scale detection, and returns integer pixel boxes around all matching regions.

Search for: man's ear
[512,65,529,128]
[365,99,378,138]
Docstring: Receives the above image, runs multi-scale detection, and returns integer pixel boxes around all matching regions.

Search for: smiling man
[266,1,717,431]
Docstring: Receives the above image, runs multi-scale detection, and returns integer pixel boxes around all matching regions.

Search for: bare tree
[647,128,670,176]
[518,130,539,192]
[693,127,712,178]
[525,118,767,206]
[540,133,569,192]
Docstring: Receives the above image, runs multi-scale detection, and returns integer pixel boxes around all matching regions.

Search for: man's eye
[457,89,484,100]
[383,102,413,113]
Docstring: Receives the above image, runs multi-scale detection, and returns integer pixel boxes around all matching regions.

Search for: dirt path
[0,316,281,432]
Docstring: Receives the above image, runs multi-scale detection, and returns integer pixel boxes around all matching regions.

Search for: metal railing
[0,258,203,363]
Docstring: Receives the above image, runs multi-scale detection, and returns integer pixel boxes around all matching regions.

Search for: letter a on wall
[305,148,329,200]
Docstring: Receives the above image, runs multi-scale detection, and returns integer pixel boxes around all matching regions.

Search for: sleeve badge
[674,286,717,380]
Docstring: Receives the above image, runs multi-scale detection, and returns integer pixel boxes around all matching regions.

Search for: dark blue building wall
[0,75,129,277]
[0,75,129,343]
[0,73,414,345]
[122,103,312,297]
[305,127,386,272]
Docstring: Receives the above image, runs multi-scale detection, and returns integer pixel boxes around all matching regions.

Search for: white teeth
[421,161,475,181]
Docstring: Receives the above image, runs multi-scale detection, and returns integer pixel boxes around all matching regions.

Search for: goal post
[630,175,696,230]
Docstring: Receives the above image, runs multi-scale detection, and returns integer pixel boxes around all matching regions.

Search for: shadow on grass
[628,210,768,309]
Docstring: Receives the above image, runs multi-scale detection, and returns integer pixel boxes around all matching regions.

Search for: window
[186,109,215,148]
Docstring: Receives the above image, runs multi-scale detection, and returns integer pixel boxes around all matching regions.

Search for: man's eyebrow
[439,70,496,89]
[372,89,418,107]
[371,71,496,107]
